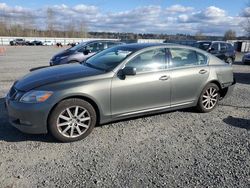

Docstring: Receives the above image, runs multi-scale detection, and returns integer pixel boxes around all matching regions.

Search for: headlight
[56,56,67,60]
[20,90,53,103]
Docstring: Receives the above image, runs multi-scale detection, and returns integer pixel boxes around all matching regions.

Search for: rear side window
[169,48,207,68]
[85,42,105,52]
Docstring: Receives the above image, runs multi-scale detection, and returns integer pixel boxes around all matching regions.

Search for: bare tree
[46,8,56,36]
[195,31,207,40]
[79,20,88,38]
[224,29,236,40]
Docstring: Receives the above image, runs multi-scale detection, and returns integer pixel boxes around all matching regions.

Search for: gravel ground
[0,46,249,188]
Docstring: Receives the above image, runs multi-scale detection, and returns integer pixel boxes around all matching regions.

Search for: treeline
[0,21,247,40]
[0,23,88,38]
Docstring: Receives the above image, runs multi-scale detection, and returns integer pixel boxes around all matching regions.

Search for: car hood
[15,64,104,91]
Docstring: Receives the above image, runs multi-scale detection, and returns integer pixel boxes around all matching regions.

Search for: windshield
[85,46,135,71]
[194,42,211,51]
[69,42,88,51]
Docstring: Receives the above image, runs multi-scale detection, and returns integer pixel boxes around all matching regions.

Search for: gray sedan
[6,43,235,142]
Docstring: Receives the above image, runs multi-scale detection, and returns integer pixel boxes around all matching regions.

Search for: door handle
[159,75,169,81]
[199,69,207,74]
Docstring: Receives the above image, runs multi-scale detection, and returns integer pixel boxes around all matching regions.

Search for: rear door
[167,47,209,105]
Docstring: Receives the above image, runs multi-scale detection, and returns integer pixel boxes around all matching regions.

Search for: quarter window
[125,48,166,73]
[169,48,207,68]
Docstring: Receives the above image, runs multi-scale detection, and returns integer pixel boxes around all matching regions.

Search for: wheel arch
[207,80,229,99]
[47,95,101,131]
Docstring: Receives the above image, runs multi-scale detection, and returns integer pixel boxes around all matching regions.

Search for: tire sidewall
[48,99,97,142]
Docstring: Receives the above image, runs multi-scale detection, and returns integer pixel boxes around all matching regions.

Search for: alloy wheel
[202,87,218,110]
[57,106,91,138]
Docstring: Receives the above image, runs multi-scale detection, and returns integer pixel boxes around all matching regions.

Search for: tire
[48,98,97,142]
[197,83,220,113]
[226,57,233,65]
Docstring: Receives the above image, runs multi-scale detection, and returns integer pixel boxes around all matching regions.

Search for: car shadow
[234,72,250,85]
[30,66,49,72]
[223,116,250,130]
[0,98,56,143]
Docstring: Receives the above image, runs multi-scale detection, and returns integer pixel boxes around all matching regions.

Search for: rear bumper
[223,79,236,99]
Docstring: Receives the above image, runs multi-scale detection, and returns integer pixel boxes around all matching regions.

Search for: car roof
[197,41,230,44]
[117,43,167,50]
[85,40,122,43]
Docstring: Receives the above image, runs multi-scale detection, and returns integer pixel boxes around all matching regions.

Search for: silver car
[6,43,235,142]
[49,40,124,66]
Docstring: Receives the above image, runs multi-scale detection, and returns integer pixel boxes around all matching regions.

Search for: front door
[111,48,171,117]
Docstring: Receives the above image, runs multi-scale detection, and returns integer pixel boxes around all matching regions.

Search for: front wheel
[48,99,97,142]
[197,83,220,113]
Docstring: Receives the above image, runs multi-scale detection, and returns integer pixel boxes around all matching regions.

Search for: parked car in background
[49,40,124,66]
[28,40,43,46]
[9,38,26,46]
[194,41,236,64]
[67,42,80,47]
[43,41,54,46]
[242,53,250,64]
[6,43,235,142]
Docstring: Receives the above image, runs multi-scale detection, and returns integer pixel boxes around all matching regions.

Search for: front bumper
[5,98,51,134]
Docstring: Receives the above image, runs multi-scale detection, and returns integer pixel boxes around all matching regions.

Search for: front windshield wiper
[84,62,108,72]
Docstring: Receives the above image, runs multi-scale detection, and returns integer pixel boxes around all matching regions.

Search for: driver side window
[85,42,105,53]
[125,48,166,73]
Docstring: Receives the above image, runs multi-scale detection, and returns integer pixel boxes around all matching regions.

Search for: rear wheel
[48,99,96,142]
[197,83,220,113]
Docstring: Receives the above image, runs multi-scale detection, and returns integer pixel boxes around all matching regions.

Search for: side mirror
[117,67,136,80]
[83,49,91,55]
[122,67,136,76]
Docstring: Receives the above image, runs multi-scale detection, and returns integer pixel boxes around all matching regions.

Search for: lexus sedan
[6,43,235,142]
[49,40,124,66]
